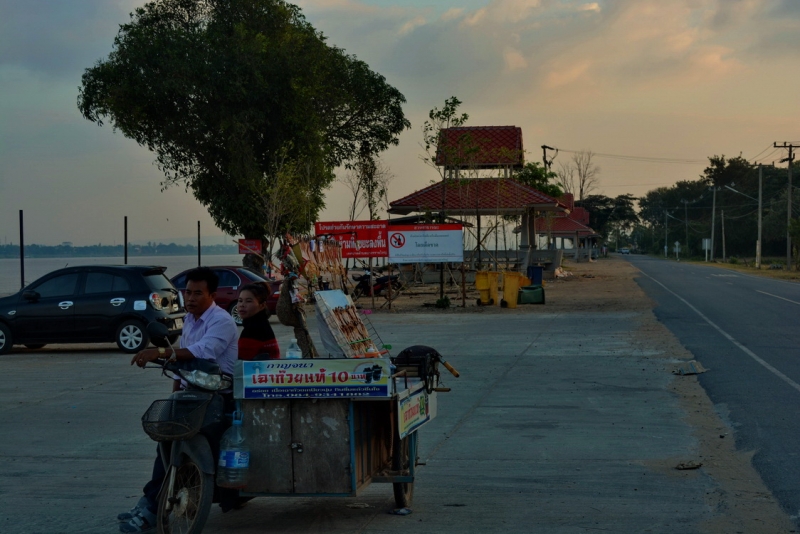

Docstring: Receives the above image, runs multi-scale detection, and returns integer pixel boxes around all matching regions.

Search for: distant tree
[78,0,409,249]
[557,150,600,201]
[578,194,639,241]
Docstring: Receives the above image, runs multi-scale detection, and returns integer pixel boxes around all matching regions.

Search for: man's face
[184,279,216,317]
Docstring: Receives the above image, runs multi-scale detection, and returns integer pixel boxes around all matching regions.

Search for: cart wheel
[392,432,416,508]
[500,299,507,308]
[476,298,482,306]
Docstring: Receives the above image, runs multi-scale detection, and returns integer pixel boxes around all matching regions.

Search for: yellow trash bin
[488,271,500,306]
[475,271,491,305]
[502,272,522,308]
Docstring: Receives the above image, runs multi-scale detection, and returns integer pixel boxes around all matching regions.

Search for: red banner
[238,239,262,255]
[314,221,388,258]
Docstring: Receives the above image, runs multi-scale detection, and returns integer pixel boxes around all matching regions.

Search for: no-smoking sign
[390,233,406,248]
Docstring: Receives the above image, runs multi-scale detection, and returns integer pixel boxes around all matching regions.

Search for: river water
[0,254,244,295]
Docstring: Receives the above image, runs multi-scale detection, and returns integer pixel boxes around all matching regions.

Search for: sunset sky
[2,0,799,245]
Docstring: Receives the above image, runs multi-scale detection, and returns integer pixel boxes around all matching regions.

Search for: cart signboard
[397,386,437,439]
[234,359,392,399]
[388,224,463,264]
[314,221,388,258]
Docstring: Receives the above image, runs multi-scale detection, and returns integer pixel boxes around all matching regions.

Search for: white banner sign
[388,224,463,264]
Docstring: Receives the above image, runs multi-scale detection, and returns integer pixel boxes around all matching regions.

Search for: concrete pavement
[0,286,794,532]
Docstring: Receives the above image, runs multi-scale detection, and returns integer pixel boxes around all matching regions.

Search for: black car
[0,265,185,354]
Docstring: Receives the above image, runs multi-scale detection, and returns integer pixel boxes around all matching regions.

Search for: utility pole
[541,145,556,171]
[710,186,717,261]
[757,164,763,269]
[721,210,726,262]
[775,142,798,269]
[664,209,668,258]
[681,199,689,257]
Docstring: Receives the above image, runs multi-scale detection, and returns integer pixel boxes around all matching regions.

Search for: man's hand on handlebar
[131,348,162,368]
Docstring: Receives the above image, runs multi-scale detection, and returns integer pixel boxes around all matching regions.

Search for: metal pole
[757,165,762,269]
[721,210,726,262]
[19,210,25,289]
[124,216,128,265]
[787,148,793,270]
[710,187,716,261]
[683,200,689,256]
[197,221,201,267]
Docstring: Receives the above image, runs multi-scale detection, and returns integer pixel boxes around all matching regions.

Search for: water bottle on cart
[217,412,250,489]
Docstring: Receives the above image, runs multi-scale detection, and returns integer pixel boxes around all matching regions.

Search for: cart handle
[441,360,460,378]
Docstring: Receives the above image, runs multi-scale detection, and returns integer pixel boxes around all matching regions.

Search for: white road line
[637,269,800,395]
[756,290,800,306]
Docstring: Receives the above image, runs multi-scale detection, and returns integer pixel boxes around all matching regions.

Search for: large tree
[78,0,409,245]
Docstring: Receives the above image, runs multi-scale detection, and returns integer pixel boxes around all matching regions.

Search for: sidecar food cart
[232,289,456,508]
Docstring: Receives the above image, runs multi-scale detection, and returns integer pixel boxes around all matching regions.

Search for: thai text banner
[315,221,388,258]
[398,387,436,439]
[388,224,463,264]
[234,359,392,399]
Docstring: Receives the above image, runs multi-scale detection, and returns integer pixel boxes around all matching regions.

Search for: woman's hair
[240,283,270,303]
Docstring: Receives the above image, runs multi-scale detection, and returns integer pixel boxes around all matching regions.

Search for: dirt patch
[358,257,795,532]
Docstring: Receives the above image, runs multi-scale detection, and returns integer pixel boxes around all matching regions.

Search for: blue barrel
[527,265,544,286]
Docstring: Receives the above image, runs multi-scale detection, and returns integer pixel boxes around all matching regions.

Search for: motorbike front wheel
[157,459,214,534]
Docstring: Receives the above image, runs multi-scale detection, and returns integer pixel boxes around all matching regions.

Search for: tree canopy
[78,0,409,242]
[577,194,639,240]
[513,162,563,199]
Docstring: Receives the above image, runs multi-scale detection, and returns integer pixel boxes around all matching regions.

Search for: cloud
[0,0,138,77]
[398,16,427,36]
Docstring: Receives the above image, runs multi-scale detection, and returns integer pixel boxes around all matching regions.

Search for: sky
[2,0,800,246]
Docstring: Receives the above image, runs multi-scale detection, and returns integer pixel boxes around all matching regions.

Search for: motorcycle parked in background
[350,269,404,301]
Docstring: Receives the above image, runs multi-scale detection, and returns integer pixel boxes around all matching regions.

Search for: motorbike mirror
[146,322,170,347]
[22,290,39,301]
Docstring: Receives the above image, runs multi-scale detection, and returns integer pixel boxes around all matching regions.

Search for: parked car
[619,248,630,255]
[170,266,281,325]
[0,265,185,355]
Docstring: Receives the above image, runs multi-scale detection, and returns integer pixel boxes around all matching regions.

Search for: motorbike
[140,322,233,534]
[350,269,404,301]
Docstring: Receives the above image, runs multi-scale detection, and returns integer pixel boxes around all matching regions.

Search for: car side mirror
[22,290,39,302]
[146,322,170,348]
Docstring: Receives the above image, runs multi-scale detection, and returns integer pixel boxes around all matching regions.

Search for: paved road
[628,254,800,523]
[0,306,745,533]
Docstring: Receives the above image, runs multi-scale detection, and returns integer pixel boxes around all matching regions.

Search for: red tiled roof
[535,215,598,237]
[435,126,524,169]
[389,177,568,215]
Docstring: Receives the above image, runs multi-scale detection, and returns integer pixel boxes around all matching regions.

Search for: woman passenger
[237,283,280,360]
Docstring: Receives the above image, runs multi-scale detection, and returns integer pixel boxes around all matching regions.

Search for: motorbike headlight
[182,370,223,390]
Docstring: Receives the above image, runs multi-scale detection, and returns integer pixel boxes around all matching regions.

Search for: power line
[555,148,706,165]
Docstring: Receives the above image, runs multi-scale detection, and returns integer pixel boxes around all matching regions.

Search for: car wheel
[0,323,12,355]
[24,344,46,350]
[116,320,149,353]
[229,302,242,326]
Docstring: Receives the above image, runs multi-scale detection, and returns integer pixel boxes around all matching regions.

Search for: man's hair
[240,283,269,303]
[185,267,219,293]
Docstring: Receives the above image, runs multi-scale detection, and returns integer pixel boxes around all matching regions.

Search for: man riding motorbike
[119,267,238,533]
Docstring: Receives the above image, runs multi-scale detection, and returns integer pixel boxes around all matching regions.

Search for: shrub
[435,296,451,309]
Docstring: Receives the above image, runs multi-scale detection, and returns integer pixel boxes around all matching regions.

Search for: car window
[238,269,267,282]
[172,274,187,290]
[33,273,79,298]
[215,270,240,288]
[84,273,131,294]
[144,273,174,291]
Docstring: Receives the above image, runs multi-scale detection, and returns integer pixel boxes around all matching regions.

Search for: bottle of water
[285,339,302,359]
[217,414,249,489]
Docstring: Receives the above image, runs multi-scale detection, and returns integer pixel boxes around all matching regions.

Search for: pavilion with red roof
[389,125,578,270]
